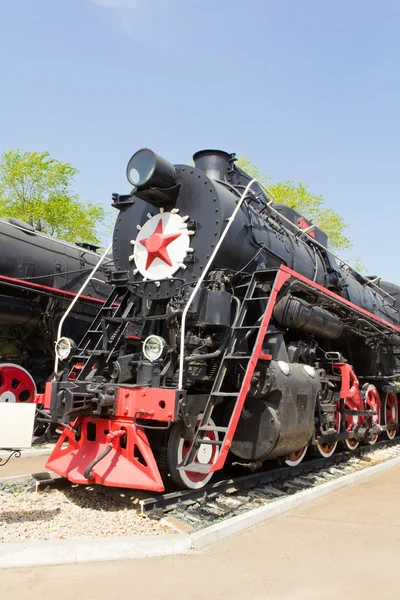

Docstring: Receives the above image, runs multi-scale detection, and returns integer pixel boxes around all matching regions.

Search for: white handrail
[53,242,113,375]
[178,179,260,389]
[259,195,396,305]
[177,175,397,389]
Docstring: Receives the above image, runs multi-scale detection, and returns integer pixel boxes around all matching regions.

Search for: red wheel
[383,392,398,440]
[0,363,36,404]
[363,384,381,445]
[280,446,308,467]
[315,406,340,458]
[167,415,219,489]
[343,397,363,450]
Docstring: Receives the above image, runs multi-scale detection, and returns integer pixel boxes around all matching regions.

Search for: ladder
[73,286,136,380]
[178,269,287,475]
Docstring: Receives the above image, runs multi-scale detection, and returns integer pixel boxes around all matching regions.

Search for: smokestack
[193,149,233,181]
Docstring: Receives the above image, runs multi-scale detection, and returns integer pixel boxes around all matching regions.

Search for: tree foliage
[236,155,351,252]
[0,149,106,244]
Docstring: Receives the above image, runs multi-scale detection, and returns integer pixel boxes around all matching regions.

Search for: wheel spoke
[343,397,361,451]
[363,384,381,445]
[0,364,36,403]
[383,392,398,440]
[167,414,219,489]
[283,446,307,467]
[315,405,340,458]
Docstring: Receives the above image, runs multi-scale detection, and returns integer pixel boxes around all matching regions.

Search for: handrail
[258,193,396,306]
[53,242,113,375]
[178,179,260,389]
[178,176,396,389]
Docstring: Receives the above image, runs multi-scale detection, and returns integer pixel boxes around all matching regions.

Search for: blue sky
[0,0,399,280]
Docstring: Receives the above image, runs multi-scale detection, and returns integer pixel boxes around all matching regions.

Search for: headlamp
[126,148,176,189]
[142,335,167,362]
[55,337,76,362]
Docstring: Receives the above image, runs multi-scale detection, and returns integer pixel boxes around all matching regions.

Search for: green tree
[0,149,106,244]
[236,155,351,253]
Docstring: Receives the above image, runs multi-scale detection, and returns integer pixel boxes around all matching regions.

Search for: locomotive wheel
[383,392,398,440]
[279,446,308,467]
[343,397,362,451]
[364,384,381,445]
[0,363,36,404]
[314,408,340,458]
[167,414,219,490]
[343,437,359,451]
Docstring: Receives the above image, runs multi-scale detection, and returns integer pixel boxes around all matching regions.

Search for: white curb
[191,454,400,550]
[0,534,192,569]
[0,445,54,460]
[0,453,399,569]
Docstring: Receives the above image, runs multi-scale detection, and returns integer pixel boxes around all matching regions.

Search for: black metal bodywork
[49,148,400,468]
[0,218,110,390]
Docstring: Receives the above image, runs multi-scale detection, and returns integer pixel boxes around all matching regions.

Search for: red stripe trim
[280,265,400,333]
[0,274,107,305]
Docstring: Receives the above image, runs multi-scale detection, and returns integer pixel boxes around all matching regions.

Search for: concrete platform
[2,463,400,599]
[0,454,49,477]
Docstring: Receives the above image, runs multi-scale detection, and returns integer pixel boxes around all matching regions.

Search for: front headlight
[55,337,76,362]
[143,335,167,362]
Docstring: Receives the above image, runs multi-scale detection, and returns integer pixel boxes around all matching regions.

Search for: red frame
[44,386,177,490]
[332,362,365,414]
[115,386,176,421]
[46,416,164,491]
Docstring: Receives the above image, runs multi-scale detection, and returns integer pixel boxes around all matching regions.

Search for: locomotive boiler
[0,217,110,415]
[44,148,400,491]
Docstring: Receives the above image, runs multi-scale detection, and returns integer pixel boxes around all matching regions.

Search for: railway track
[139,438,400,531]
[2,438,399,537]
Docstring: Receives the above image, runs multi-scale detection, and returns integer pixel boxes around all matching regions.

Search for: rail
[53,242,112,374]
[139,436,400,514]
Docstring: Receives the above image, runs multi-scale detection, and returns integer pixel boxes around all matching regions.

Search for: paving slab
[0,454,49,478]
[2,464,400,599]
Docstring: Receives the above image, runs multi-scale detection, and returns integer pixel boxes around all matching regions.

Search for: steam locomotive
[0,217,110,414]
[44,148,400,491]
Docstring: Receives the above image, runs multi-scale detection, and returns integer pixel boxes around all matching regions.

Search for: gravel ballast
[2,445,399,546]
[0,479,169,543]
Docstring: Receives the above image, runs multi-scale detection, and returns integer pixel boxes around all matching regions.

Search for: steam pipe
[83,445,112,480]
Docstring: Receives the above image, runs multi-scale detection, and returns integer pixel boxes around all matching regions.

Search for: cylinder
[273,295,344,340]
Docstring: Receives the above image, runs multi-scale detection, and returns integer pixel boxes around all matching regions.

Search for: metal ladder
[178,270,282,475]
[74,287,136,379]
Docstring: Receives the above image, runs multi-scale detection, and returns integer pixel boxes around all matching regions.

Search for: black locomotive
[0,217,110,409]
[44,149,400,491]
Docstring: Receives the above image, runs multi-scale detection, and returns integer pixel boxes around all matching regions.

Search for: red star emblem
[140,219,182,270]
